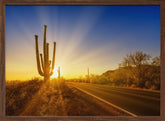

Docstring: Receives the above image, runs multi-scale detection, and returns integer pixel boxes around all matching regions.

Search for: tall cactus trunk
[35,25,56,82]
[45,75,50,82]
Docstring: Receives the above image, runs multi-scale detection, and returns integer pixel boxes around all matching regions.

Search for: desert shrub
[90,74,99,84]
[89,74,109,84]
[130,84,136,88]
[97,75,109,84]
[150,85,157,90]
[145,81,152,89]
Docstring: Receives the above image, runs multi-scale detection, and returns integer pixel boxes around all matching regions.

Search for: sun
[51,66,59,78]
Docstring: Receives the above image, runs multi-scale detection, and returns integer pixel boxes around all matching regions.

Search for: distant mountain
[102,65,160,77]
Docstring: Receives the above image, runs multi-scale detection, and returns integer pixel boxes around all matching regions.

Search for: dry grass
[6,79,44,116]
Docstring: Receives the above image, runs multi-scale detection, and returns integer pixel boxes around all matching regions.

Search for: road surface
[69,82,160,116]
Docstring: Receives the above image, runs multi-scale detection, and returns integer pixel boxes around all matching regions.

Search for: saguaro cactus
[35,25,56,81]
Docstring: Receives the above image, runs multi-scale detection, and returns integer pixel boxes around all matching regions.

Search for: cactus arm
[44,25,47,69]
[47,43,49,63]
[52,42,56,70]
[48,60,51,74]
[40,54,44,72]
[49,71,53,76]
[35,35,44,76]
[49,42,56,76]
[46,43,51,73]
[48,60,51,68]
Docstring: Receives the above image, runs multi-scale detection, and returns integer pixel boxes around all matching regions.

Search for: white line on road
[74,86,137,117]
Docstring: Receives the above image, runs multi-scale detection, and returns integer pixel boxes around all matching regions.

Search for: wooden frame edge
[0,0,165,121]
[161,1,165,121]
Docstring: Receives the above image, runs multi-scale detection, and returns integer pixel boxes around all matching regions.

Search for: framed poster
[0,0,165,121]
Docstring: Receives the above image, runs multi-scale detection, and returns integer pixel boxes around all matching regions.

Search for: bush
[145,81,152,89]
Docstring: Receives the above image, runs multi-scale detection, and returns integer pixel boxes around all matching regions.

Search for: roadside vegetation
[67,51,160,90]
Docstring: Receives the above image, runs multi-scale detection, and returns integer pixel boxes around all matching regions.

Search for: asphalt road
[70,82,160,116]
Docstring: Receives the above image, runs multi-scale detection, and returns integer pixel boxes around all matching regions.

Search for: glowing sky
[5,5,160,80]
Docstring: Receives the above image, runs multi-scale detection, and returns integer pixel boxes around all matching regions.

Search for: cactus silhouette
[35,25,56,81]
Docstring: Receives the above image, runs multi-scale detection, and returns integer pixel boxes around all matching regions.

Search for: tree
[152,56,160,66]
[121,51,151,88]
[144,65,160,89]
[145,56,160,90]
